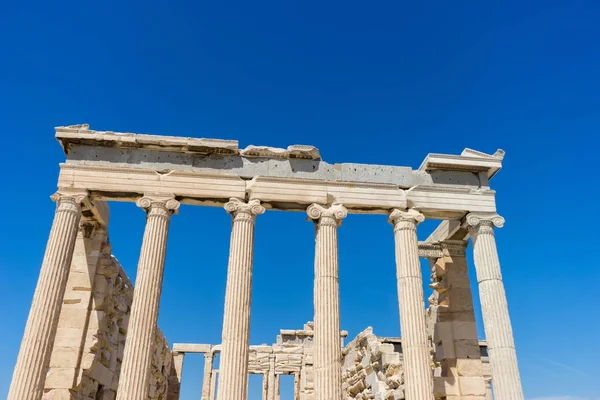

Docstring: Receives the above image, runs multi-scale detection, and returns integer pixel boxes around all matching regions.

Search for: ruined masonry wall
[43,229,173,400]
[342,328,405,400]
[427,253,488,399]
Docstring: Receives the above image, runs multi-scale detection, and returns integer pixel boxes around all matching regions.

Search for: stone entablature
[55,124,501,218]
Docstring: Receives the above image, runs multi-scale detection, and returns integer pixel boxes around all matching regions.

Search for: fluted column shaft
[116,195,179,400]
[201,352,215,400]
[307,203,347,400]
[217,198,265,400]
[389,209,434,400]
[467,213,524,400]
[8,190,88,400]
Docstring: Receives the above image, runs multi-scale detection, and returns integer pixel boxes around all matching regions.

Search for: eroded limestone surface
[342,328,404,400]
[43,230,173,400]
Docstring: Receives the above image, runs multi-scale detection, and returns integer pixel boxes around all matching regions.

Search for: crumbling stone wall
[43,228,173,400]
[341,327,404,400]
[427,249,488,399]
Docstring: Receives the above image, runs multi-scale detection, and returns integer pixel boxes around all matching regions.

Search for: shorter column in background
[293,372,300,400]
[274,374,280,400]
[201,352,215,400]
[210,370,218,400]
[267,354,276,400]
[262,372,268,400]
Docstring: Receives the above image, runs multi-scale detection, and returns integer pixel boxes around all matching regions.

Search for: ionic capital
[388,208,424,227]
[306,203,348,226]
[50,189,90,212]
[465,212,505,229]
[136,194,180,216]
[224,198,265,221]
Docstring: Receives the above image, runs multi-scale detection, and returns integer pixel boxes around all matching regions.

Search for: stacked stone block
[43,232,173,400]
[427,245,487,399]
[342,328,405,400]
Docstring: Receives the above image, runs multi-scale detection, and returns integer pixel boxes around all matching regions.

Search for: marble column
[388,208,434,400]
[8,190,88,400]
[201,352,215,400]
[267,354,276,400]
[293,372,300,400]
[217,198,265,400]
[210,370,218,400]
[467,213,524,400]
[262,373,268,400]
[274,374,280,400]
[116,195,179,400]
[307,203,347,400]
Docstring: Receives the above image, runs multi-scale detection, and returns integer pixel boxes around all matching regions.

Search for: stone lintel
[279,329,348,337]
[172,343,212,354]
[425,220,469,244]
[171,343,281,355]
[418,240,468,259]
[57,163,497,218]
[59,126,498,189]
[378,337,402,344]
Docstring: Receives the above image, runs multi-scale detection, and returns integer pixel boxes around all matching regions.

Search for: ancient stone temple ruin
[8,124,524,400]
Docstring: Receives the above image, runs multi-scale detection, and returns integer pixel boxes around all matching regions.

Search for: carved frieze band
[306,203,348,226]
[418,240,468,259]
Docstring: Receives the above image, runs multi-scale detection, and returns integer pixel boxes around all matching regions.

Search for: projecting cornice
[55,124,502,218]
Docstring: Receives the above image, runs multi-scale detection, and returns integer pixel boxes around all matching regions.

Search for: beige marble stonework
[217,198,265,400]
[307,203,347,400]
[8,190,89,400]
[10,125,523,400]
[427,241,487,399]
[201,352,215,400]
[173,322,492,400]
[39,222,173,400]
[116,195,179,400]
[389,208,435,400]
[467,213,524,400]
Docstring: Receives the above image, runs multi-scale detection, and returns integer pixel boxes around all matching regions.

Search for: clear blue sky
[1,1,599,399]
